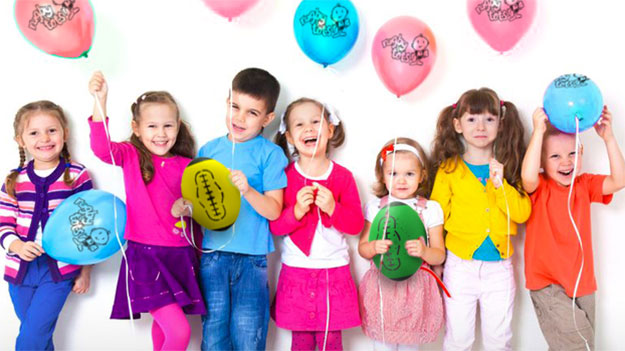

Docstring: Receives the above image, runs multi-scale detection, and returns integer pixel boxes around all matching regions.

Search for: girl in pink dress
[271,98,364,351]
[358,137,446,351]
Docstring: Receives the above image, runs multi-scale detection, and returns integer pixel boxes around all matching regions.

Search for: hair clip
[140,94,147,101]
[452,103,457,109]
[65,162,71,168]
[379,143,424,167]
[12,167,24,173]
[500,100,504,107]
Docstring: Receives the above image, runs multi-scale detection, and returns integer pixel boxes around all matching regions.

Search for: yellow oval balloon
[181,158,241,231]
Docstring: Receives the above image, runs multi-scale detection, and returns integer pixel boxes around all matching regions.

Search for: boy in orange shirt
[521,106,625,350]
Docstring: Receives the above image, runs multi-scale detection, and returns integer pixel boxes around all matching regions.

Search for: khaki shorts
[530,284,595,351]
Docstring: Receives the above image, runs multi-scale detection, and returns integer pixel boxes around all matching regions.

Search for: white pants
[442,251,515,351]
[373,340,419,351]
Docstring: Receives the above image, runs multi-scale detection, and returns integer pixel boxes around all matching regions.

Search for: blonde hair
[373,137,432,198]
[5,100,73,199]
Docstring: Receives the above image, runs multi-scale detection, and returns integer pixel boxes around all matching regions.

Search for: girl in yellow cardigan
[430,88,531,351]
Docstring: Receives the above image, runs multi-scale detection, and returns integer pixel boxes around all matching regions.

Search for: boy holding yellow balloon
[172,67,287,351]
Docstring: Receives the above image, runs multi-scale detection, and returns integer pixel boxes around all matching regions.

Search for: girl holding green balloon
[358,137,446,350]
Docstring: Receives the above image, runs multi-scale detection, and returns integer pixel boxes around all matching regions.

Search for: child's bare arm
[522,108,548,193]
[596,106,625,194]
[358,221,392,259]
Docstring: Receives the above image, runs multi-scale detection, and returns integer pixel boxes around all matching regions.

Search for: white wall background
[1,0,625,350]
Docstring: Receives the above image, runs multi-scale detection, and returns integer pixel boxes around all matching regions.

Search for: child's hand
[294,186,315,220]
[372,239,393,255]
[88,71,108,102]
[405,239,426,258]
[594,106,615,142]
[489,158,504,188]
[229,170,250,195]
[72,265,93,294]
[532,107,548,134]
[9,240,44,262]
[171,198,192,217]
[312,182,335,216]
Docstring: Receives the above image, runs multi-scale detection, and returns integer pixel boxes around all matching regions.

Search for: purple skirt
[111,241,206,319]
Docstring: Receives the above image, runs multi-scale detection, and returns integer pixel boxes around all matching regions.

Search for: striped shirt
[0,159,93,284]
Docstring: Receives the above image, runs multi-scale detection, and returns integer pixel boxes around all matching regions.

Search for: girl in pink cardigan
[271,98,364,351]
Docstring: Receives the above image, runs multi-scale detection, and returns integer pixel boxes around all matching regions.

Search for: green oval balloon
[369,201,427,281]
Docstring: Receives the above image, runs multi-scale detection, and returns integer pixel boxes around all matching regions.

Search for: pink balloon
[202,0,260,21]
[15,0,94,58]
[467,0,536,53]
[372,16,437,98]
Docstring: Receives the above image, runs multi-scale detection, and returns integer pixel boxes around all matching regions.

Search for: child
[271,98,364,351]
[358,137,446,351]
[0,100,93,350]
[430,88,531,350]
[521,106,625,350]
[172,67,287,351]
[88,72,205,351]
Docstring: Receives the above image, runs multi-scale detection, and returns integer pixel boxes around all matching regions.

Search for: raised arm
[88,71,108,122]
[595,106,625,195]
[521,108,548,194]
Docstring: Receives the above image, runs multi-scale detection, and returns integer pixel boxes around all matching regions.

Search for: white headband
[379,143,424,167]
[278,103,341,134]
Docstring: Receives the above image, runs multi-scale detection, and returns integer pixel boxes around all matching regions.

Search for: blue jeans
[8,255,73,351]
[199,251,269,351]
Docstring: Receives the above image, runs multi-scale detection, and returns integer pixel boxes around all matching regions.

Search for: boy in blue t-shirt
[172,68,287,350]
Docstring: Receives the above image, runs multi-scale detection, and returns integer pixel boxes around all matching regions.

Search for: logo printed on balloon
[66,198,111,253]
[299,4,351,38]
[376,215,401,271]
[554,74,589,89]
[195,169,227,222]
[28,0,80,31]
[73,227,110,252]
[381,33,430,66]
[475,0,525,22]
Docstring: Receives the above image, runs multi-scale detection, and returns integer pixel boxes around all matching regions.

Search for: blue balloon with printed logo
[543,74,603,133]
[293,0,359,67]
[43,190,126,265]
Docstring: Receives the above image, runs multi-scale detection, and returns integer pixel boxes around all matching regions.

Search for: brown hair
[232,68,280,113]
[430,88,526,192]
[5,100,74,198]
[274,98,345,162]
[130,91,195,183]
[373,137,432,198]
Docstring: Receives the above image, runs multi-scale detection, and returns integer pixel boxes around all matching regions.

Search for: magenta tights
[150,303,191,351]
[291,330,343,351]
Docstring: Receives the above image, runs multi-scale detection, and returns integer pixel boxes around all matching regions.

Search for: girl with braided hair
[0,100,93,350]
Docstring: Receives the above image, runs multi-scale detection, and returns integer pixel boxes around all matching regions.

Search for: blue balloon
[43,190,126,265]
[543,74,603,133]
[293,0,359,67]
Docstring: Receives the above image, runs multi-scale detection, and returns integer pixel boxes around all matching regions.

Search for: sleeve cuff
[1,234,19,254]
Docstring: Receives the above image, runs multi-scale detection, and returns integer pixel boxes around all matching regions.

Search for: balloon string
[569,117,591,351]
[420,266,451,298]
[178,204,236,254]
[377,136,398,346]
[92,93,134,332]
